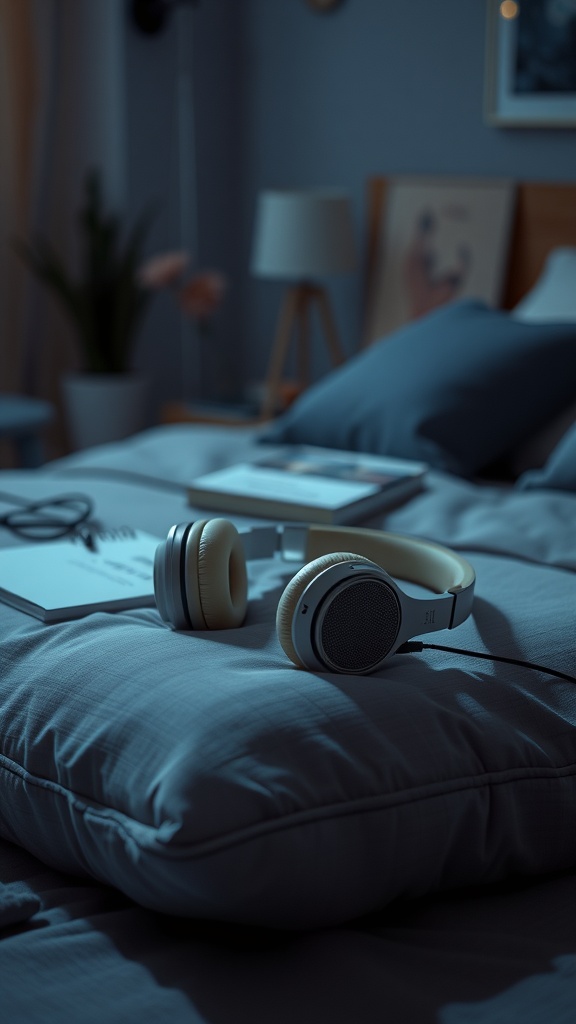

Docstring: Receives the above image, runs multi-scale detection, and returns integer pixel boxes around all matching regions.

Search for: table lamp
[251,189,356,420]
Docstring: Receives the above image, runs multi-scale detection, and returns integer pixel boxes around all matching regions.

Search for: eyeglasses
[0,490,95,543]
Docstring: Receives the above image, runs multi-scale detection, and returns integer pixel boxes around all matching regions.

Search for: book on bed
[0,528,161,623]
[187,445,427,524]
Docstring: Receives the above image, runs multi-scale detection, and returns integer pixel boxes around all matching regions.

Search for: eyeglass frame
[0,490,95,543]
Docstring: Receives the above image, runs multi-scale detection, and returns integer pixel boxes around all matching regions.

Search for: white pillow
[513,248,576,322]
[508,247,576,474]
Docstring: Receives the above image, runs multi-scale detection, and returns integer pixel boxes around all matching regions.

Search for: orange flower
[178,271,227,320]
[139,251,226,332]
[138,251,189,289]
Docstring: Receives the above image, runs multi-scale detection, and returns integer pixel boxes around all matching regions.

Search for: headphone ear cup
[276,551,373,668]
[153,539,172,623]
[154,519,248,630]
[192,518,248,629]
[154,523,194,630]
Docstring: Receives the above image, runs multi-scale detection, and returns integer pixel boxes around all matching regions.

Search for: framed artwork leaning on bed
[362,176,516,346]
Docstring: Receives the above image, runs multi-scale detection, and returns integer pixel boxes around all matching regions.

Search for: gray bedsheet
[1,833,575,1023]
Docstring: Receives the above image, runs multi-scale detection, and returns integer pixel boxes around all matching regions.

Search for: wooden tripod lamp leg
[296,286,314,394]
[260,285,301,421]
[260,284,346,421]
[316,287,346,367]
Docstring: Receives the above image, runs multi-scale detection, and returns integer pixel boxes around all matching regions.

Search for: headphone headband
[239,523,475,628]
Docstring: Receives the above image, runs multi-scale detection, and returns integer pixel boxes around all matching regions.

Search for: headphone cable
[398,641,576,685]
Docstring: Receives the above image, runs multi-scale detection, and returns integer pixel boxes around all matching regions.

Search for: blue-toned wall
[125,0,576,412]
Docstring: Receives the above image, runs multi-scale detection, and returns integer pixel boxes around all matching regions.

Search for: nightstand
[161,400,265,427]
[161,381,302,428]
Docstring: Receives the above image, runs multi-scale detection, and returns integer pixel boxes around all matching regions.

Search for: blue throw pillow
[517,420,576,492]
[260,301,576,477]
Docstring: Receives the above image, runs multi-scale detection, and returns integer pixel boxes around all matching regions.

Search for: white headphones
[154,519,475,675]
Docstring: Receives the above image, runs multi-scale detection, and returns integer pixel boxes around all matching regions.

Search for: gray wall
[124,0,576,415]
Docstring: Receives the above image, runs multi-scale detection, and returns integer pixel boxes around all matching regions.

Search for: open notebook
[0,528,160,623]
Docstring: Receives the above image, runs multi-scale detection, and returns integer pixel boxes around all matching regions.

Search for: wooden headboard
[363,178,576,345]
[500,182,576,307]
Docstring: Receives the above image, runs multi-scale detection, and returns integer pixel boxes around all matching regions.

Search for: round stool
[0,394,54,467]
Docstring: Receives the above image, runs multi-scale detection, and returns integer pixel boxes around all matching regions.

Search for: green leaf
[13,168,156,373]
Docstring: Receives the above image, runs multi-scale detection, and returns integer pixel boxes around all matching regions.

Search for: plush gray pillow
[260,301,576,477]
[517,421,576,492]
[2,546,576,930]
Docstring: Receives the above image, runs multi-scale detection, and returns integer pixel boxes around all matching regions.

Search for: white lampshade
[251,189,356,280]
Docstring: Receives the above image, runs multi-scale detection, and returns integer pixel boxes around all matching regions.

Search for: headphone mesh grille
[319,579,400,674]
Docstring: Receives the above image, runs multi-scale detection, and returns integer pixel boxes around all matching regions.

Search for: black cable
[398,641,576,685]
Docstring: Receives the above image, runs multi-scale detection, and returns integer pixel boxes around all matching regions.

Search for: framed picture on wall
[363,177,516,346]
[485,0,576,127]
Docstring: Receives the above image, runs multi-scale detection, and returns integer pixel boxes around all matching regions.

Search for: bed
[2,181,576,1022]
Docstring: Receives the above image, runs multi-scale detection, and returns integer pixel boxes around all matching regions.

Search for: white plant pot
[62,373,149,450]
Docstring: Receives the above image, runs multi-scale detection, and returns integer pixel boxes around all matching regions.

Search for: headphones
[154,519,475,675]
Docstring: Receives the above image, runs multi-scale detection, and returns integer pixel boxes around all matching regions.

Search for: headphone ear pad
[276,551,373,668]
[191,518,248,629]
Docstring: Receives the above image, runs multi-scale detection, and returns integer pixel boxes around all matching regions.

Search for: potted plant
[17,169,227,450]
[15,169,155,449]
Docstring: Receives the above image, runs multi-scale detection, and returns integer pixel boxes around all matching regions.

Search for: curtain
[0,0,39,394]
[0,0,126,456]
